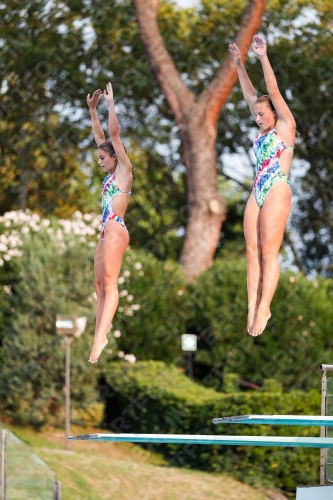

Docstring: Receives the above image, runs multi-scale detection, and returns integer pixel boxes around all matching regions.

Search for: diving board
[212,415,333,426]
[68,433,333,448]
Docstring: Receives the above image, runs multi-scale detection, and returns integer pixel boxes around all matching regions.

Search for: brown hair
[98,140,135,179]
[255,95,300,138]
[255,94,275,112]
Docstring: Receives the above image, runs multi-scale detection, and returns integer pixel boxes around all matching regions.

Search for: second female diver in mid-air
[87,82,134,363]
[229,36,296,337]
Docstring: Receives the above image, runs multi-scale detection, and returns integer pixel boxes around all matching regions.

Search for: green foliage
[0,0,96,216]
[186,257,333,391]
[111,246,187,363]
[76,402,105,427]
[1,0,333,270]
[0,211,188,426]
[1,211,333,418]
[125,144,187,261]
[104,361,320,497]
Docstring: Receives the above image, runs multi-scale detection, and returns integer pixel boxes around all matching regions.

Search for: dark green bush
[186,258,333,391]
[104,361,321,497]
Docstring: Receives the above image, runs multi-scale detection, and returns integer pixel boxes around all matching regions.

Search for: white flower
[124,354,136,364]
[119,289,128,297]
[127,295,134,302]
[134,262,142,270]
[7,249,22,257]
[123,270,131,278]
[118,307,124,312]
[3,285,12,294]
[139,271,144,276]
[0,243,8,252]
[0,259,4,266]
[125,308,134,316]
[118,351,124,358]
[41,219,51,227]
[118,277,125,284]
[3,255,11,261]
[177,290,184,296]
[132,304,141,311]
[113,330,121,338]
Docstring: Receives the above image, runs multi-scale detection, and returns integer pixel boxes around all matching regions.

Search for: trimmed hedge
[104,361,321,497]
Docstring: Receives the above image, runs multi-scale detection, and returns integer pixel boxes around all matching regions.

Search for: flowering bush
[0,210,101,268]
[0,210,187,425]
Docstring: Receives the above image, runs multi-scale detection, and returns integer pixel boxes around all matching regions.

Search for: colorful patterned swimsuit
[253,128,293,208]
[100,173,131,240]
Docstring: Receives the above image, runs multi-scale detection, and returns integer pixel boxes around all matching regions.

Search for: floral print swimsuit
[253,128,293,208]
[100,173,131,240]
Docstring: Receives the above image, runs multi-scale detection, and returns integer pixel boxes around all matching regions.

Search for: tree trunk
[180,113,226,279]
[134,0,266,280]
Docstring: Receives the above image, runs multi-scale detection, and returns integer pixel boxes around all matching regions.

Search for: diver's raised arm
[104,82,132,175]
[228,42,257,115]
[252,36,295,128]
[86,89,105,146]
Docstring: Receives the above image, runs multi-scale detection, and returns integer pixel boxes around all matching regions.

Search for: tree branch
[221,171,251,192]
[133,0,195,124]
[199,0,266,126]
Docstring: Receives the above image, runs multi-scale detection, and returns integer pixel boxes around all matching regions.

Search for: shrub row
[104,361,321,497]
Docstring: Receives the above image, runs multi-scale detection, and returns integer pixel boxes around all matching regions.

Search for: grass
[5,423,269,500]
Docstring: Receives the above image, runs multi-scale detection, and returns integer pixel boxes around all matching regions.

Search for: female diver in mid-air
[228,36,296,337]
[87,82,133,363]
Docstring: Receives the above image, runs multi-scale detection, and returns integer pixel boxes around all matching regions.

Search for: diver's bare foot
[247,308,257,334]
[250,308,271,337]
[89,338,108,363]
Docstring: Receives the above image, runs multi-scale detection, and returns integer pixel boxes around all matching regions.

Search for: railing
[327,377,333,482]
[0,425,61,500]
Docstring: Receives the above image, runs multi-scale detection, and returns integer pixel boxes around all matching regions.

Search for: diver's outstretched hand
[86,89,103,109]
[252,35,267,57]
[228,42,242,66]
[103,82,114,103]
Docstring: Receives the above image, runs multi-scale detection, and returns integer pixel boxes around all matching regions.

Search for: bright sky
[174,0,198,7]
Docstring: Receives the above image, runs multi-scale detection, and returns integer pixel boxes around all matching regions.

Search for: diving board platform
[212,415,333,426]
[68,433,333,448]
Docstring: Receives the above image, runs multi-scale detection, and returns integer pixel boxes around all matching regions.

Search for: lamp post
[56,315,87,450]
[181,334,197,380]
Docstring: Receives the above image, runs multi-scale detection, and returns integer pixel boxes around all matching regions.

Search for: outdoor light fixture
[181,334,197,380]
[56,314,87,450]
